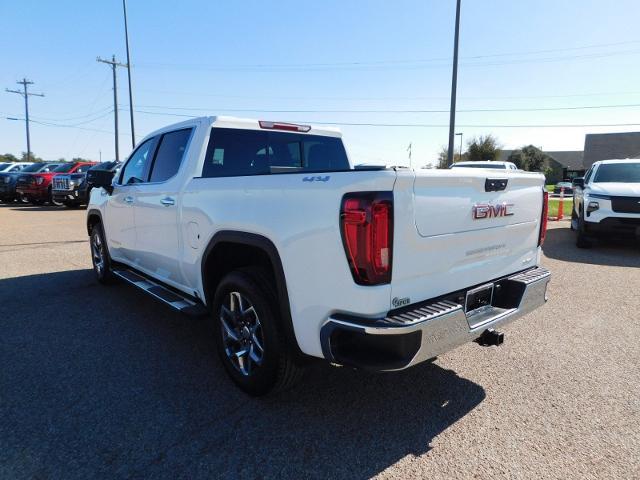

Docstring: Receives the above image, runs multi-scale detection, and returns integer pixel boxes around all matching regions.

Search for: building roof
[583,131,640,168]
[545,151,584,169]
[498,149,584,170]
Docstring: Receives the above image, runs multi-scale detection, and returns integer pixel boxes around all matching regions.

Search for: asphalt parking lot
[1,204,639,480]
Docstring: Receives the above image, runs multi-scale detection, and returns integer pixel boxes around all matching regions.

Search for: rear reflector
[538,190,549,246]
[340,192,393,285]
[259,120,311,132]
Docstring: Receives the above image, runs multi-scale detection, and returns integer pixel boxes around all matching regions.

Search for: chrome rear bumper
[320,266,550,371]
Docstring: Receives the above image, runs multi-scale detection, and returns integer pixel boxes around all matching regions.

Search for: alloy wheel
[220,291,265,376]
[91,232,105,276]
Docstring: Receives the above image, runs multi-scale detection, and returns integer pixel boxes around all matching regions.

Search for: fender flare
[201,230,304,359]
[86,208,103,235]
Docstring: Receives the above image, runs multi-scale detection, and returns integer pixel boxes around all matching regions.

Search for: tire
[576,209,592,248]
[570,206,578,231]
[211,267,303,396]
[64,202,80,208]
[49,187,63,206]
[90,224,115,284]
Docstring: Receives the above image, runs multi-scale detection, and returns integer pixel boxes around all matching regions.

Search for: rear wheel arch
[201,231,304,360]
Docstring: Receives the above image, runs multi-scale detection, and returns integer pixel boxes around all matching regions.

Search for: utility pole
[97,55,127,162]
[407,142,412,169]
[122,0,136,147]
[447,0,462,167]
[5,78,44,161]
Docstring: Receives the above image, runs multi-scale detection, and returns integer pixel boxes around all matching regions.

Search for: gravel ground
[1,204,639,479]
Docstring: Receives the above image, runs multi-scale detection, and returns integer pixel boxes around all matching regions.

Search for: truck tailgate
[391,169,545,307]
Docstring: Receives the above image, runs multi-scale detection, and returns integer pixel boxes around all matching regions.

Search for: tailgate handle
[485,178,508,192]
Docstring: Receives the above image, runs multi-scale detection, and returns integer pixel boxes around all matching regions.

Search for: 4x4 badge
[303,176,330,182]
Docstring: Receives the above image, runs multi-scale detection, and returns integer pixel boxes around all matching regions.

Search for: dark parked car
[553,181,573,195]
[17,161,96,205]
[0,162,62,203]
[52,161,120,208]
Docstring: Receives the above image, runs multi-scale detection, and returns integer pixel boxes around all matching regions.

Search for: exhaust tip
[475,328,504,347]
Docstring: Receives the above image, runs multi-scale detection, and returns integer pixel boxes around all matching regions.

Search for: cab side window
[120,138,157,185]
[149,128,193,183]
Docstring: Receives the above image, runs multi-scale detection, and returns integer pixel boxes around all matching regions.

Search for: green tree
[509,145,550,172]
[0,153,18,163]
[507,150,526,169]
[466,135,501,162]
[71,157,93,163]
[20,152,43,163]
[437,146,463,169]
[437,146,450,169]
[521,145,547,171]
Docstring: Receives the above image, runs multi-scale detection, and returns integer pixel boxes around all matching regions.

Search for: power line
[135,88,640,102]
[127,101,640,114]
[40,109,115,127]
[9,117,118,135]
[126,109,640,129]
[29,105,113,123]
[9,110,640,136]
[135,42,640,72]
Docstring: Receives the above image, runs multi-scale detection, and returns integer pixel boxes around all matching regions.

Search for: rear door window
[149,128,193,182]
[201,128,349,177]
[75,164,93,174]
[202,128,268,177]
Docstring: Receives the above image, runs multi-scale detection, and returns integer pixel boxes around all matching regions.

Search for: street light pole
[5,78,44,161]
[447,0,462,167]
[455,132,463,162]
[122,0,136,147]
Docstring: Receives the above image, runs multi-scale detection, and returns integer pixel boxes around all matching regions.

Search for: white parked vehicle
[572,159,640,247]
[87,116,550,395]
[0,162,32,173]
[451,161,519,170]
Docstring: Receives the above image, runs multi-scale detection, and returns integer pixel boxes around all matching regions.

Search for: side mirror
[572,177,584,189]
[87,169,115,195]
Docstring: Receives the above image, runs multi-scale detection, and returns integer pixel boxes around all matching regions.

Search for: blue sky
[2,0,640,166]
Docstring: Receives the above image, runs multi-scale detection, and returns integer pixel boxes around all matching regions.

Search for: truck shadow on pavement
[1,269,486,480]
[542,225,640,268]
[4,205,78,212]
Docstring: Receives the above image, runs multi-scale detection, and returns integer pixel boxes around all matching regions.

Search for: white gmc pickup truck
[87,116,550,395]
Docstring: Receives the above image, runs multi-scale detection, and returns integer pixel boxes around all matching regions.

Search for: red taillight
[340,192,393,285]
[259,120,311,132]
[538,190,549,246]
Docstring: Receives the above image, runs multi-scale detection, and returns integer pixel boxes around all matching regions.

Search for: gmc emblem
[472,202,514,219]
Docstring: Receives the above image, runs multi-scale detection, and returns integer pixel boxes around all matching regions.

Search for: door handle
[124,196,134,204]
[160,197,175,206]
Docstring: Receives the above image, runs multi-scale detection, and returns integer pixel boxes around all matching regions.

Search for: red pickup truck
[16,162,96,205]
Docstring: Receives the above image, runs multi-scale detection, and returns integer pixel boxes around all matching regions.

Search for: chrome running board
[112,268,208,317]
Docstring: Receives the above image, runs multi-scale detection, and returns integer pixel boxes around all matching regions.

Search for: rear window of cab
[201,128,350,178]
